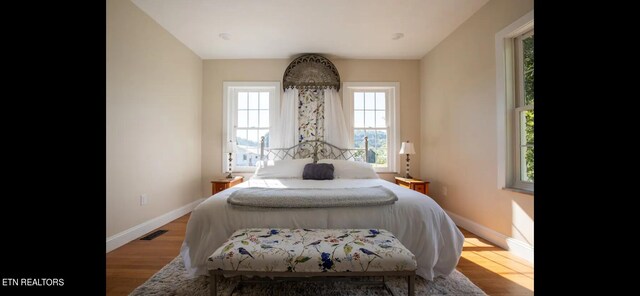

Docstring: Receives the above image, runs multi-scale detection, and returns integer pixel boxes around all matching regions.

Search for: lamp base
[227,152,233,179]
[404,154,413,180]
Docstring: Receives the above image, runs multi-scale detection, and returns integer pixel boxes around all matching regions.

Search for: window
[223,82,280,173]
[343,82,400,173]
[514,30,534,190]
[496,11,533,193]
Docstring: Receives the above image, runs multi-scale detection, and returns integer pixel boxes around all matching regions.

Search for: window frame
[222,81,281,173]
[495,10,534,194]
[342,82,400,173]
[513,29,534,191]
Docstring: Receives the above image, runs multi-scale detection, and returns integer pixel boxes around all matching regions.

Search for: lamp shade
[226,141,236,152]
[399,142,416,155]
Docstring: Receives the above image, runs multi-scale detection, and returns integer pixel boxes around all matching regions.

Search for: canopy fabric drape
[273,54,349,149]
[298,89,324,143]
[271,88,299,149]
[323,88,350,149]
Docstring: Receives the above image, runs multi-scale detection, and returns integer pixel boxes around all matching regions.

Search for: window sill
[502,187,534,196]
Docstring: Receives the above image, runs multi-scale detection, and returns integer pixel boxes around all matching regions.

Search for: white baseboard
[445,210,533,264]
[106,198,205,253]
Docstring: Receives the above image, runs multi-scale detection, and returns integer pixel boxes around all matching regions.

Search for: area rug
[129,256,486,295]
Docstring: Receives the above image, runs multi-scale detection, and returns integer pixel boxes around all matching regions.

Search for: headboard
[260,137,368,163]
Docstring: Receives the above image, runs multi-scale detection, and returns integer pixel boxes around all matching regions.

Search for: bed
[180,138,464,281]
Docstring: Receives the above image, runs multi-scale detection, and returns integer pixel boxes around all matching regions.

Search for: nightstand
[211,176,244,195]
[395,177,429,195]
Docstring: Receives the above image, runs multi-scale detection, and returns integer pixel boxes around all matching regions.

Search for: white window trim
[513,29,534,191]
[342,82,400,173]
[222,81,281,173]
[495,11,533,193]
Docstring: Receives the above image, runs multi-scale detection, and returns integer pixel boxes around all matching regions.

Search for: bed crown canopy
[283,54,341,91]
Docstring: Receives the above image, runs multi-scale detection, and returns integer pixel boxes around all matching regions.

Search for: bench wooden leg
[209,271,217,296]
[408,273,415,296]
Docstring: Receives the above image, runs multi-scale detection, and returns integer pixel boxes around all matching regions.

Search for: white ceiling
[132,0,489,60]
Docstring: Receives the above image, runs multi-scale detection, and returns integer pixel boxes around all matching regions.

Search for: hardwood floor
[457,228,533,295]
[106,214,190,295]
[106,214,533,295]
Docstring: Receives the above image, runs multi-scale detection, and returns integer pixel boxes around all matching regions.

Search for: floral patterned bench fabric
[208,228,417,273]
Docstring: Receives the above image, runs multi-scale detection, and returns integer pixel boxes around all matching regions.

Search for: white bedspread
[180,178,464,281]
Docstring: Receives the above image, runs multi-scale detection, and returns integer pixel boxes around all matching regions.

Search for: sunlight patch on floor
[463,237,498,248]
[460,231,534,292]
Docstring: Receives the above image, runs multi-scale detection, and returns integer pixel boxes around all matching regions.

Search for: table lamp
[399,141,416,179]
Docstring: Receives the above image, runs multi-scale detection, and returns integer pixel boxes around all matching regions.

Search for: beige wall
[202,59,420,195]
[419,0,534,245]
[107,0,203,237]
[107,0,531,250]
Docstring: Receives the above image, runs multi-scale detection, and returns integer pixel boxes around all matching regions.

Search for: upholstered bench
[207,228,417,296]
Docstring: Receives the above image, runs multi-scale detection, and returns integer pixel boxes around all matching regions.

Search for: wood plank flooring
[106,214,189,295]
[456,228,533,295]
[106,213,533,295]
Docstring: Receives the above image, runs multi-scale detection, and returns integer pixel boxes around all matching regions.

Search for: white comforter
[180,178,464,280]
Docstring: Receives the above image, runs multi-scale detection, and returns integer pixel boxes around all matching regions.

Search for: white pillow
[252,158,314,179]
[317,159,379,179]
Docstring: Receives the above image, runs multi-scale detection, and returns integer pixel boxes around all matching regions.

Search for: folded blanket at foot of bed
[226,186,398,208]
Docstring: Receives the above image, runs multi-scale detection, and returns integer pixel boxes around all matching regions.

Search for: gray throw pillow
[302,163,335,180]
